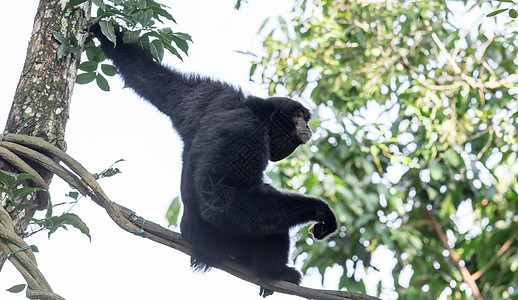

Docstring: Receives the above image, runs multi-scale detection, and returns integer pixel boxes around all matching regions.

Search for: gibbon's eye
[294,111,304,120]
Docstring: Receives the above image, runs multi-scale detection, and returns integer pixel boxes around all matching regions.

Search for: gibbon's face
[268,101,313,162]
[292,110,312,144]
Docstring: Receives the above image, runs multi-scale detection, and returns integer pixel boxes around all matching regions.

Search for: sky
[0,0,350,299]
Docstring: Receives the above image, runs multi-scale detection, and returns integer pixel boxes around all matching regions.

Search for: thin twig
[472,230,518,281]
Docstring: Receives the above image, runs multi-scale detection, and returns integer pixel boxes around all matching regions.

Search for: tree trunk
[0,0,91,270]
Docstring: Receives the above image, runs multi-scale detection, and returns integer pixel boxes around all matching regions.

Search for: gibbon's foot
[258,266,301,297]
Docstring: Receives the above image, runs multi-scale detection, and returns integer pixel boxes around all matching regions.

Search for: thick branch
[1,134,379,300]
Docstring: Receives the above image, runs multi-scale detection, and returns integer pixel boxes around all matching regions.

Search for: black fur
[91,24,338,297]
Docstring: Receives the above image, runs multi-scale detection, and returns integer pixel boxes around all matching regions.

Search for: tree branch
[0,134,379,300]
[0,202,64,300]
[425,209,482,300]
[471,230,518,281]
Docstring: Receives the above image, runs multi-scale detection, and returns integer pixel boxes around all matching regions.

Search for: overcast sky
[0,1,350,299]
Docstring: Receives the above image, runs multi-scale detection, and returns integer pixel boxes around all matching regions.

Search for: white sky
[0,0,349,299]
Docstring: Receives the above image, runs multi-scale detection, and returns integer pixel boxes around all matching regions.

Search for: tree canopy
[253,0,518,298]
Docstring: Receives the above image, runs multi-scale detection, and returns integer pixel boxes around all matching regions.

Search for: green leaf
[44,213,91,240]
[249,63,257,80]
[101,64,117,76]
[30,245,39,253]
[487,8,508,17]
[69,31,78,46]
[151,5,176,23]
[0,188,11,198]
[509,8,518,18]
[0,171,35,186]
[94,167,122,179]
[10,202,39,211]
[93,159,124,180]
[172,32,192,42]
[14,173,35,184]
[150,39,165,62]
[69,47,80,56]
[6,284,26,293]
[132,11,145,27]
[99,20,117,45]
[92,0,106,11]
[66,191,80,200]
[52,32,68,45]
[138,34,150,52]
[157,36,182,59]
[166,196,182,227]
[258,17,270,32]
[79,61,99,72]
[76,72,96,84]
[123,30,141,44]
[69,0,89,6]
[171,35,189,55]
[133,9,153,27]
[96,74,110,91]
[148,30,188,58]
[137,0,146,9]
[85,43,105,62]
[57,43,70,59]
[143,8,154,26]
[13,186,42,198]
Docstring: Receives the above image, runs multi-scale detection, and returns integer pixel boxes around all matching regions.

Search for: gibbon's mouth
[299,129,312,143]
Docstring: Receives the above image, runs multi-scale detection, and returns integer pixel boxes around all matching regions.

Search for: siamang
[91,24,338,297]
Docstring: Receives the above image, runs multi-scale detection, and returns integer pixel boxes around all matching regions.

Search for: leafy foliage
[74,0,193,91]
[93,158,124,180]
[52,32,80,59]
[1,158,123,243]
[253,0,518,298]
[27,213,91,240]
[0,170,91,240]
[0,170,42,210]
